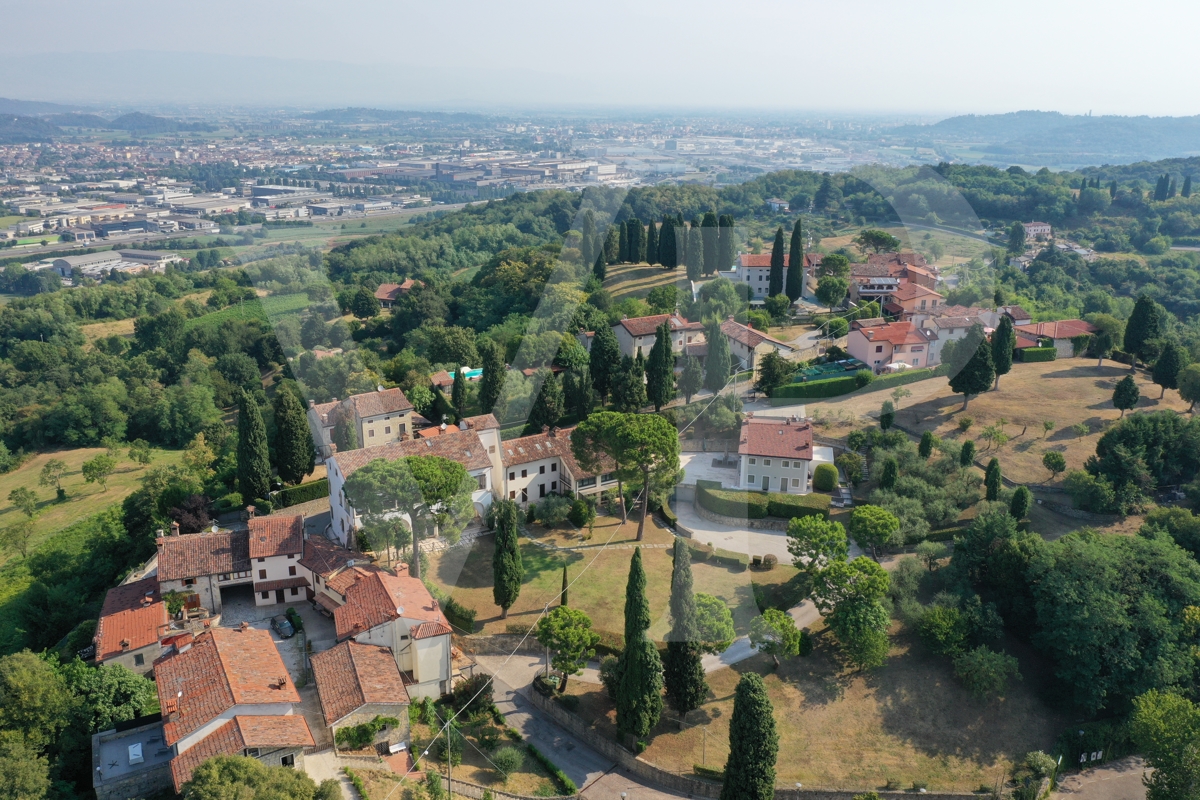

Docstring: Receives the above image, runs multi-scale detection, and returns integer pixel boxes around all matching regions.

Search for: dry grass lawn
[80,317,136,342]
[427,514,801,639]
[407,720,559,796]
[0,446,184,566]
[819,226,991,270]
[566,627,1067,792]
[604,262,692,301]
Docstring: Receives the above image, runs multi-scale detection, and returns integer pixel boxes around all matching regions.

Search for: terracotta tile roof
[253,576,310,593]
[1016,319,1096,339]
[501,427,612,479]
[311,640,409,725]
[417,423,459,438]
[330,429,492,478]
[248,515,303,559]
[738,416,815,461]
[94,577,166,663]
[155,627,300,747]
[298,536,359,578]
[158,530,250,581]
[411,621,453,639]
[736,254,791,268]
[867,252,927,269]
[1000,305,1032,322]
[616,312,702,338]
[889,283,944,302]
[719,318,794,351]
[334,567,448,641]
[325,564,385,596]
[850,263,893,278]
[855,321,939,346]
[315,592,341,613]
[1014,332,1042,349]
[349,387,413,418]
[311,400,338,426]
[169,715,313,792]
[374,279,421,302]
[430,370,453,389]
[458,414,500,431]
[926,315,984,330]
[851,317,888,330]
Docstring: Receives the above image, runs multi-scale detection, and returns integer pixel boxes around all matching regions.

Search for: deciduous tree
[786,515,848,576]
[847,505,900,560]
[1153,341,1189,399]
[82,454,117,493]
[536,606,600,692]
[1113,374,1140,417]
[1125,295,1165,371]
[749,608,802,667]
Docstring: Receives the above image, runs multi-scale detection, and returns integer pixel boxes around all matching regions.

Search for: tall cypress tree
[616,548,664,740]
[593,251,607,282]
[686,223,704,282]
[237,390,271,502]
[603,225,620,264]
[663,539,708,715]
[701,212,719,275]
[492,498,523,619]
[985,458,1002,502]
[451,367,467,420]
[618,219,629,262]
[704,320,731,392]
[272,384,314,486]
[659,216,677,269]
[717,214,737,272]
[646,321,675,412]
[720,673,778,800]
[612,354,648,412]
[1125,295,1165,371]
[589,324,622,403]
[627,218,645,264]
[991,315,1015,390]
[1184,176,1193,198]
[768,226,785,296]
[478,338,505,414]
[645,218,659,266]
[786,217,805,302]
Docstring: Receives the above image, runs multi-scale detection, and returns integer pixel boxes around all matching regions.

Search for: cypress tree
[685,223,704,282]
[492,499,523,619]
[786,217,805,302]
[701,212,719,275]
[679,356,703,403]
[478,339,505,414]
[984,458,1002,501]
[1124,295,1165,371]
[564,363,594,420]
[236,390,271,503]
[645,218,659,266]
[272,384,314,486]
[618,219,629,262]
[949,323,995,410]
[991,315,1016,390]
[663,539,708,715]
[589,324,622,403]
[627,218,645,264]
[1169,178,1178,198]
[1184,176,1193,198]
[704,320,731,392]
[717,214,737,272]
[646,321,676,411]
[768,226,785,296]
[720,673,778,800]
[593,251,607,282]
[611,354,647,412]
[451,367,467,420]
[680,217,690,268]
[528,369,563,432]
[960,439,975,467]
[603,225,620,264]
[560,563,568,606]
[616,548,664,740]
[1109,180,1118,198]
[659,216,677,269]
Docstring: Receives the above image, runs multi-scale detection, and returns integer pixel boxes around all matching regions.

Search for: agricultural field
[0,446,183,567]
[604,261,692,302]
[819,225,992,270]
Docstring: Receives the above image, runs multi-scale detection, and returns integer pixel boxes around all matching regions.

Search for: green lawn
[0,446,183,567]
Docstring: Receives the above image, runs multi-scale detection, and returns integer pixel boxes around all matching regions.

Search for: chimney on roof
[239,621,250,631]
[308,399,315,408]
[440,420,447,431]
[460,418,471,430]
[329,443,338,454]
[170,521,180,537]
[548,426,557,438]
[542,425,550,434]
[120,638,130,650]
[246,505,256,519]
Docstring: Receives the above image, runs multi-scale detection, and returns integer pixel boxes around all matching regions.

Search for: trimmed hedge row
[860,363,948,392]
[275,478,329,508]
[697,485,831,520]
[527,744,578,794]
[425,582,477,632]
[772,375,858,399]
[1018,347,1058,362]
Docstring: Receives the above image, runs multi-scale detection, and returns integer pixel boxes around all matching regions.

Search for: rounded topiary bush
[813,462,839,492]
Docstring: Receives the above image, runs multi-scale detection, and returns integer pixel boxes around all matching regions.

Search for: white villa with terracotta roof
[720,316,796,375]
[499,425,617,505]
[738,414,817,493]
[610,312,704,359]
[308,386,416,460]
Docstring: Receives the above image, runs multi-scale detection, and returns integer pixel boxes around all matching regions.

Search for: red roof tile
[458,414,499,431]
[334,567,448,641]
[248,515,303,559]
[169,715,313,792]
[349,387,413,418]
[854,321,939,346]
[889,283,944,302]
[94,577,166,663]
[158,530,250,581]
[616,312,702,338]
[738,416,815,460]
[311,640,409,725]
[330,429,492,478]
[500,426,612,478]
[866,252,928,269]
[736,254,792,268]
[155,627,300,747]
[411,621,452,639]
[719,318,794,351]
[1015,319,1096,339]
[298,536,359,578]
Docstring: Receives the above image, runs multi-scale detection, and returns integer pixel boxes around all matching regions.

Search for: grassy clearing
[819,225,990,270]
[568,626,1067,792]
[260,292,312,319]
[0,446,183,567]
[604,262,692,301]
[408,718,559,796]
[427,515,800,639]
[80,317,136,342]
[183,298,269,332]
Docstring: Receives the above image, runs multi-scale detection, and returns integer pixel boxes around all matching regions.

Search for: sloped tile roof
[411,621,453,639]
[458,414,500,431]
[1015,319,1096,339]
[311,400,339,426]
[298,536,359,578]
[248,515,303,559]
[330,429,491,478]
[616,312,702,338]
[158,530,250,581]
[349,387,413,418]
[867,251,928,269]
[738,416,815,460]
[500,427,612,479]
[169,715,313,792]
[311,640,409,725]
[889,283,944,302]
[155,627,300,746]
[94,577,166,663]
[333,567,448,641]
[855,321,939,346]
[736,254,791,268]
[719,318,794,351]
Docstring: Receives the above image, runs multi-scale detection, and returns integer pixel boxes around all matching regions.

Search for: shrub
[855,369,874,388]
[599,654,621,700]
[447,673,494,715]
[1018,347,1057,362]
[1025,750,1057,779]
[526,744,578,794]
[335,715,400,750]
[275,478,329,508]
[698,486,768,518]
[762,553,778,569]
[772,375,857,399]
[492,746,524,779]
[566,496,595,528]
[813,462,839,491]
[766,492,831,519]
[535,494,572,526]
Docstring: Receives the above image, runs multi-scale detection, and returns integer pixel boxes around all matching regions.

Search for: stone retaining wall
[456,633,543,656]
[692,501,790,530]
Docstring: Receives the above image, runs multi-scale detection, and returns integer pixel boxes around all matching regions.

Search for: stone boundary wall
[434,774,578,799]
[525,691,978,800]
[456,633,543,656]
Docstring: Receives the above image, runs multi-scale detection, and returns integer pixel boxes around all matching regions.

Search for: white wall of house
[739,455,812,493]
[98,644,159,676]
[352,619,452,699]
[358,411,413,447]
[503,456,563,505]
[252,552,305,607]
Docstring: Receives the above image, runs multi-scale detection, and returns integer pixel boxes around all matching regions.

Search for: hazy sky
[7,0,1200,116]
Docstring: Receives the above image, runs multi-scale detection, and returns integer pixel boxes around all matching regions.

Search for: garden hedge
[1018,347,1057,362]
[765,492,831,519]
[772,375,858,399]
[275,478,329,508]
[697,485,830,520]
[812,463,839,492]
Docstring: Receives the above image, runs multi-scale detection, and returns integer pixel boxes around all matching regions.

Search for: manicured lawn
[604,262,692,301]
[0,446,183,566]
[566,625,1068,792]
[427,514,801,640]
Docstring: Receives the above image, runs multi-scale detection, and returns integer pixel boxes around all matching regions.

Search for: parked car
[270,615,295,638]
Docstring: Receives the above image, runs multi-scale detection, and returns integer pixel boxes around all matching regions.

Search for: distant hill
[45,113,112,128]
[893,111,1200,166]
[0,97,81,115]
[109,112,216,133]
[301,107,491,124]
[0,115,58,143]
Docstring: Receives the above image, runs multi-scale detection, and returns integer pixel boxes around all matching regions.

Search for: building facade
[738,415,815,493]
